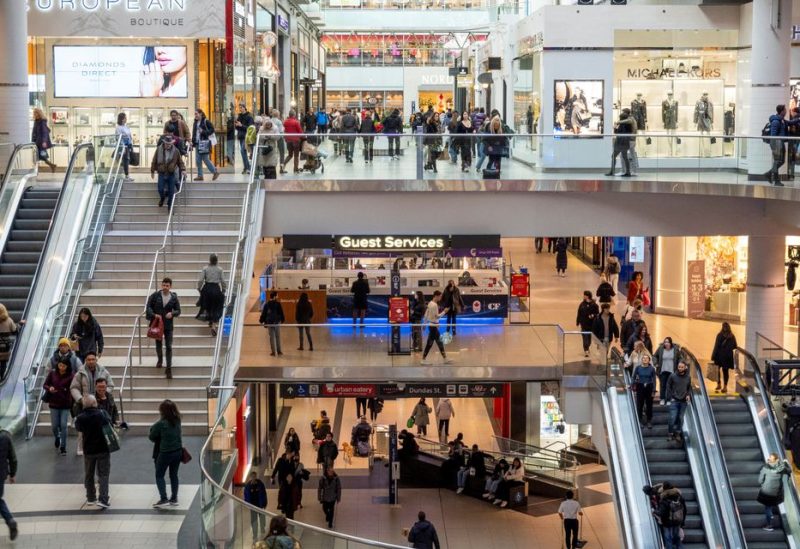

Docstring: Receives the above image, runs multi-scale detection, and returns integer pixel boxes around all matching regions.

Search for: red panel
[234,392,248,483]
[225,0,234,65]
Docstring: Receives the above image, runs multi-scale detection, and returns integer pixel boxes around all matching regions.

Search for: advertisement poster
[510,274,530,297]
[687,260,706,318]
[540,395,565,438]
[53,46,188,98]
[388,297,409,324]
[553,80,604,136]
[629,236,645,264]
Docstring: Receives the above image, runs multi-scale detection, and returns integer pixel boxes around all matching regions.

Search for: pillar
[747,0,793,179]
[0,1,29,145]
[745,236,785,352]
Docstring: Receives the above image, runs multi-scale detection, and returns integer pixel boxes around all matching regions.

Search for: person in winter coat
[711,322,737,393]
[591,303,620,346]
[149,399,184,508]
[234,104,254,173]
[626,323,654,356]
[150,135,185,209]
[303,109,317,135]
[146,277,182,378]
[626,340,652,375]
[605,108,635,177]
[605,254,621,291]
[407,511,441,549]
[767,104,795,185]
[441,281,464,336]
[95,378,119,427]
[435,398,455,442]
[318,467,342,528]
[70,353,114,405]
[43,358,74,455]
[627,271,646,306]
[620,309,645,354]
[423,113,443,173]
[197,254,226,337]
[359,109,376,163]
[270,451,295,517]
[351,417,372,454]
[382,109,403,159]
[32,107,57,172]
[456,444,488,494]
[50,337,82,373]
[633,354,657,428]
[482,458,509,500]
[295,292,314,351]
[264,515,295,549]
[455,112,474,172]
[284,427,301,456]
[596,274,616,306]
[74,395,113,508]
[410,291,427,352]
[758,453,792,531]
[412,397,432,436]
[259,291,285,356]
[666,361,691,443]
[350,272,370,325]
[0,304,20,380]
[258,118,281,180]
[339,109,359,163]
[653,337,681,405]
[367,397,384,422]
[657,482,687,549]
[555,238,568,277]
[484,116,510,173]
[70,308,104,361]
[317,433,339,471]
[243,471,267,541]
[0,427,18,540]
[281,110,304,174]
[576,291,600,356]
[191,109,219,181]
[493,457,525,508]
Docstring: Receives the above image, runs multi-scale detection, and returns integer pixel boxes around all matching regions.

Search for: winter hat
[58,337,72,348]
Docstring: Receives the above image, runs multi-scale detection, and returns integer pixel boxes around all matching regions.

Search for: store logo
[31,0,187,11]
[335,235,446,250]
[626,67,721,79]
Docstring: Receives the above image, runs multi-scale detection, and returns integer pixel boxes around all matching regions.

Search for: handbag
[208,133,218,146]
[641,289,651,307]
[406,416,415,428]
[646,137,653,145]
[630,382,641,393]
[41,388,51,403]
[706,362,719,383]
[103,422,121,453]
[129,149,140,166]
[181,447,193,464]
[38,148,49,161]
[0,335,10,354]
[710,137,717,144]
[198,139,211,154]
[147,315,164,341]
[487,144,510,158]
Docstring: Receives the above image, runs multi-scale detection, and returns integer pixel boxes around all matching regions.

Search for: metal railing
[0,142,23,189]
[490,435,578,486]
[117,170,188,422]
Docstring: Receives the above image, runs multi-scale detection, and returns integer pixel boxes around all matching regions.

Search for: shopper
[303,109,317,135]
[270,109,287,172]
[265,515,295,549]
[0,427,17,540]
[435,398,455,443]
[225,106,236,166]
[658,482,687,549]
[197,254,226,337]
[666,361,691,443]
[559,490,584,549]
[758,453,792,531]
[43,357,74,456]
[163,110,191,155]
[258,118,281,180]
[627,271,646,306]
[441,280,464,336]
[191,109,220,181]
[456,444,487,494]
[367,397,384,422]
[633,354,657,428]
[591,303,619,346]
[407,511,441,549]
[146,277,182,378]
[69,351,113,456]
[412,397,432,436]
[235,104,255,173]
[317,467,342,529]
[70,307,104,361]
[115,112,134,182]
[359,108,376,163]
[626,340,651,374]
[32,107,57,173]
[483,116,509,174]
[767,104,790,185]
[284,427,301,456]
[0,304,20,380]
[555,237,568,277]
[605,254,621,290]
[711,322,737,393]
[50,337,82,372]
[340,109,359,163]
[383,109,403,159]
[420,291,451,366]
[259,291,285,356]
[270,450,296,517]
[596,274,616,306]
[620,309,645,353]
[605,108,635,177]
[456,112,473,172]
[243,471,267,541]
[94,378,118,427]
[350,272,370,326]
[149,399,183,508]
[653,337,680,405]
[424,112,443,173]
[576,291,600,357]
[316,433,339,471]
[75,395,112,508]
[626,323,654,356]
[295,292,314,351]
[282,110,303,174]
[410,291,426,352]
[150,135,185,209]
[493,457,525,508]
[316,108,329,137]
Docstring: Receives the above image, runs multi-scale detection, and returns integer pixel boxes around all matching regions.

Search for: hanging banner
[687,260,706,318]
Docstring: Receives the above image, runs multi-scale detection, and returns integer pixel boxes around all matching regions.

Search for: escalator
[710,397,789,548]
[0,187,60,322]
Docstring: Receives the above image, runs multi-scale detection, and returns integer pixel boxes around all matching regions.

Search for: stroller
[301,137,327,174]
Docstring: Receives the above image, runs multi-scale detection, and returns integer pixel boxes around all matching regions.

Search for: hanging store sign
[333,235,448,251]
[280,383,505,399]
[28,0,225,38]
[277,14,289,34]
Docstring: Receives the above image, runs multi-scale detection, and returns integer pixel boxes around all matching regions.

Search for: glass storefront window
[324,89,403,113]
[322,34,486,67]
[321,0,495,9]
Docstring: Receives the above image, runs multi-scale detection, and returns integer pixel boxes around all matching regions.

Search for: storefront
[268,234,509,322]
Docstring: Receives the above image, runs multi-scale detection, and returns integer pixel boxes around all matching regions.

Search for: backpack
[762,121,772,144]
[245,125,258,146]
[317,111,329,126]
[356,440,370,457]
[666,498,685,525]
[608,260,620,274]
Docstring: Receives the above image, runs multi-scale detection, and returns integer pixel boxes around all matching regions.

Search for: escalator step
[646,449,687,462]
[0,264,36,275]
[649,474,693,488]
[648,462,689,475]
[12,219,50,231]
[718,436,761,449]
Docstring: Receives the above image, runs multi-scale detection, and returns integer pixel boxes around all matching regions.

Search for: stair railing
[117,170,187,424]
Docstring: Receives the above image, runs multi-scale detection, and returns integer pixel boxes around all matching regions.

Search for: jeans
[445,309,458,334]
[239,139,250,171]
[226,138,235,163]
[423,326,445,359]
[155,329,173,368]
[636,384,654,422]
[610,142,631,174]
[0,481,14,528]
[581,332,592,353]
[250,509,266,539]
[195,151,217,177]
[564,518,579,549]
[765,503,776,526]
[412,325,423,351]
[438,419,450,440]
[322,501,336,527]
[771,140,786,179]
[121,145,130,176]
[363,137,374,161]
[662,524,683,549]
[457,467,469,488]
[448,139,458,162]
[343,136,355,159]
[155,448,182,501]
[297,326,312,349]
[387,135,400,156]
[50,407,70,450]
[268,325,282,354]
[84,452,111,502]
[475,142,487,170]
[157,173,177,209]
[668,400,688,436]
[659,371,672,402]
[485,477,500,494]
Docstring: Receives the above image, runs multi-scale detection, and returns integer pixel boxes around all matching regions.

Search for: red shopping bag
[147,315,164,341]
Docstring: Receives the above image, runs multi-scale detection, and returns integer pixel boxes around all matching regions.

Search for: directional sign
[281,383,504,399]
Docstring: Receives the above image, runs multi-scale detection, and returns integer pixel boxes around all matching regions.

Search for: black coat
[576,300,600,330]
[555,239,568,270]
[146,291,182,332]
[0,430,17,480]
[75,407,112,455]
[351,279,370,308]
[236,111,254,140]
[295,301,314,324]
[592,313,619,342]
[70,319,104,357]
[596,282,616,303]
[191,118,215,146]
[711,332,737,370]
[260,300,285,325]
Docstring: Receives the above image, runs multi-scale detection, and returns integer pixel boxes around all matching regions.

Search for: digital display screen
[53,45,188,99]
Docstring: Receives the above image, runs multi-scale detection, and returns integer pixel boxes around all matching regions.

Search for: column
[747,0,793,180]
[0,0,29,145]
[745,236,785,352]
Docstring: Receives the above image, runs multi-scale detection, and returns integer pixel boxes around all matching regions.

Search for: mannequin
[662,91,679,155]
[724,102,735,144]
[631,93,647,132]
[694,91,714,157]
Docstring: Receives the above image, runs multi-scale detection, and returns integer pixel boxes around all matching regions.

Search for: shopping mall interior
[3,0,800,548]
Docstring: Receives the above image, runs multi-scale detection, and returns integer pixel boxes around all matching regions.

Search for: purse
[38,148,49,161]
[41,388,51,403]
[129,149,140,166]
[208,133,218,146]
[147,315,164,341]
[710,137,717,144]
[198,139,211,154]
[103,422,121,453]
[181,447,193,464]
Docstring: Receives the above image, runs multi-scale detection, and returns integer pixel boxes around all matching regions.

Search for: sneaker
[493,499,502,505]
[96,500,110,509]
[584,351,589,358]
[763,525,775,532]
[9,524,18,541]
[660,400,665,406]
[456,487,464,494]
[444,358,454,364]
[482,492,491,498]
[420,359,431,365]
[60,448,67,456]
[500,501,508,508]
[153,499,170,509]
[86,499,97,506]
[77,448,83,456]
[212,172,220,181]
[169,499,179,506]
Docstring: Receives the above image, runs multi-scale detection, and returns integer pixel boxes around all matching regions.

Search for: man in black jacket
[75,395,113,508]
[259,291,285,356]
[270,450,295,517]
[0,428,18,540]
[235,103,254,173]
[382,109,403,159]
[576,291,600,357]
[146,277,182,378]
[407,511,441,549]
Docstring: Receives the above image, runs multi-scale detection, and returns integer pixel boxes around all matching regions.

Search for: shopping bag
[406,416,415,428]
[706,362,719,383]
[181,447,193,464]
[641,289,651,307]
[147,315,164,341]
[103,422,121,453]
[129,150,140,166]
[208,133,218,146]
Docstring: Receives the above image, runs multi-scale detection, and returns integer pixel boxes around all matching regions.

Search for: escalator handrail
[0,142,35,190]
[681,346,746,548]
[735,346,800,547]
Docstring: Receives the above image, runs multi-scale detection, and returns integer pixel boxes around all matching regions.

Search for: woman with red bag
[627,271,649,307]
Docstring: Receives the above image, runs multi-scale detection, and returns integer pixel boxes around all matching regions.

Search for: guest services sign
[27,0,225,38]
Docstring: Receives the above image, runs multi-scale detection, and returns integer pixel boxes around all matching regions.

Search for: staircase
[0,187,60,322]
[640,403,705,548]
[710,397,790,548]
[36,179,246,435]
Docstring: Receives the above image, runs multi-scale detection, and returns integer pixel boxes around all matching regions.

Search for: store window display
[553,80,603,136]
[694,91,714,157]
[662,91,679,154]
